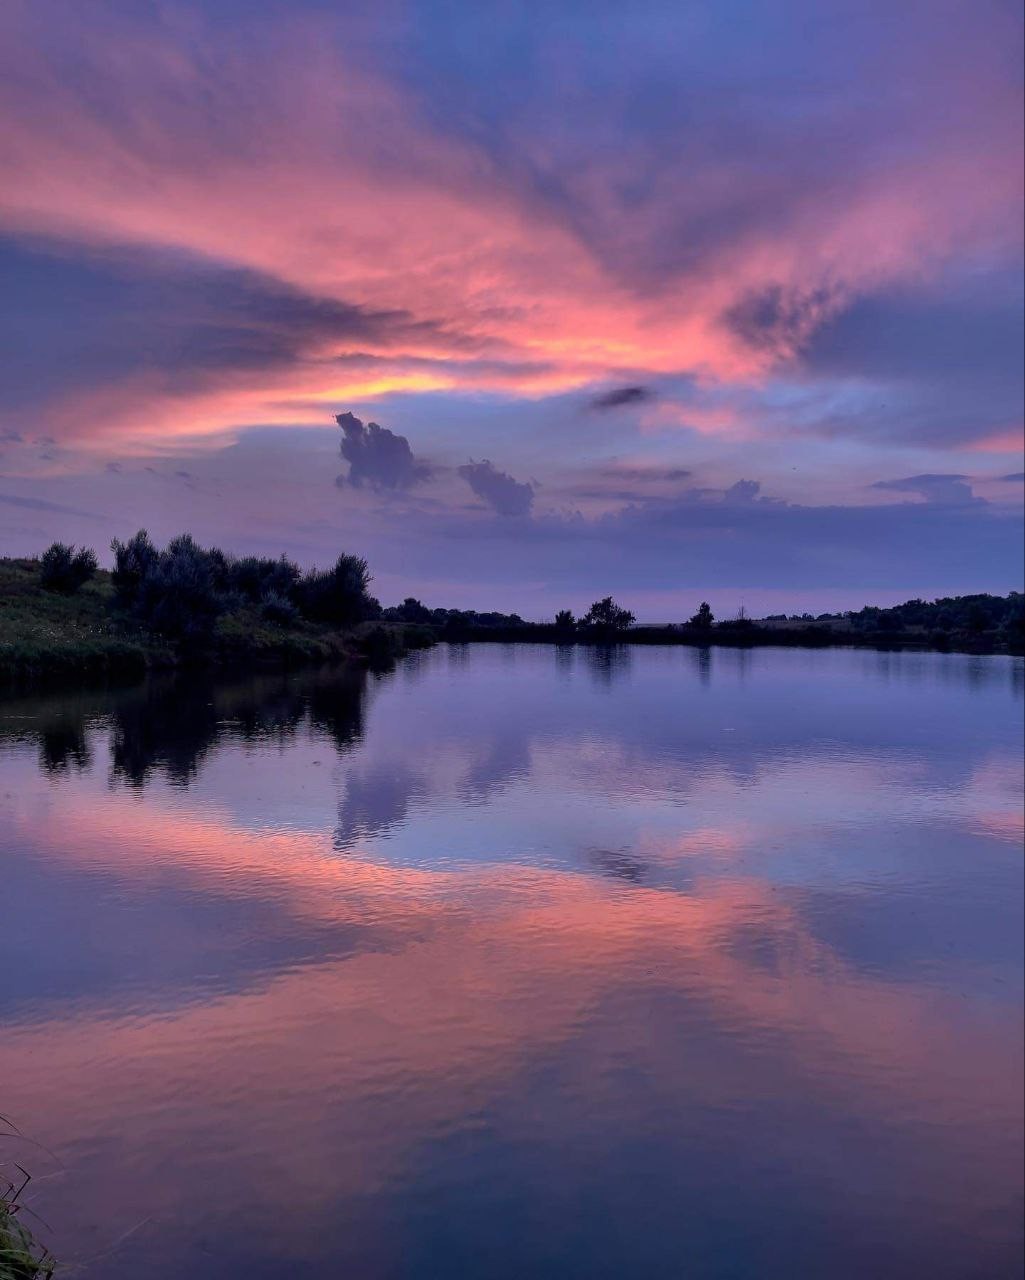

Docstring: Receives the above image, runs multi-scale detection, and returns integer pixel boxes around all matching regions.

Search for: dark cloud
[458,459,535,517]
[567,461,693,502]
[336,412,432,491]
[405,482,1022,596]
[724,285,837,358]
[0,491,102,520]
[796,273,1024,448]
[724,479,761,503]
[871,474,980,506]
[590,386,654,410]
[0,237,448,413]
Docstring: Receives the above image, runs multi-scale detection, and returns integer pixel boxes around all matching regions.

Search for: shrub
[296,554,377,626]
[110,529,159,605]
[228,554,300,603]
[134,534,221,641]
[261,591,299,625]
[39,541,97,594]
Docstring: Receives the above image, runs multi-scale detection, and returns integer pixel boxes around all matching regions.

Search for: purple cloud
[337,412,432,491]
[458,460,535,517]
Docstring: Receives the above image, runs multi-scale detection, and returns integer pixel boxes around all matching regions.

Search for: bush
[134,534,222,642]
[110,529,159,605]
[261,591,299,625]
[109,531,380,642]
[228,554,300,603]
[39,542,97,594]
[296,554,377,626]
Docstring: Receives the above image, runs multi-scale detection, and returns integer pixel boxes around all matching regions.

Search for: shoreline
[441,621,1022,657]
[3,555,1021,688]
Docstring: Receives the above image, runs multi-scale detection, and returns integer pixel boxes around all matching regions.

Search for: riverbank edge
[0,559,436,687]
[442,621,1023,656]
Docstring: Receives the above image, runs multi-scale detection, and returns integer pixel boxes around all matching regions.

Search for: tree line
[39,532,381,642]
[33,535,1024,652]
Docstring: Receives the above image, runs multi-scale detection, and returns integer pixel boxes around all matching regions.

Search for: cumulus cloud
[458,459,535,517]
[590,386,654,410]
[871,474,980,506]
[337,412,432,491]
[724,479,761,503]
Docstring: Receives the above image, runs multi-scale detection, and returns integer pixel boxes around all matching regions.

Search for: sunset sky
[1,0,1022,617]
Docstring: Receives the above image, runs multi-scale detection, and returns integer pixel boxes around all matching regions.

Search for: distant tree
[554,609,576,633]
[393,597,432,623]
[688,602,714,631]
[39,541,97,594]
[966,602,990,635]
[581,596,635,633]
[1001,597,1025,647]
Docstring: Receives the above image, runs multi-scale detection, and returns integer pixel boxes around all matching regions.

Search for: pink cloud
[0,1,1020,453]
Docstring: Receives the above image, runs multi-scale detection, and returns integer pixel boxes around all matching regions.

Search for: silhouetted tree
[135,533,222,641]
[110,529,159,605]
[554,609,576,634]
[39,541,97,594]
[689,602,714,631]
[296,553,378,626]
[581,597,635,633]
[391,597,431,623]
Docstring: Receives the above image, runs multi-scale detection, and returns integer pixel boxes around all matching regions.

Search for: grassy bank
[0,558,432,684]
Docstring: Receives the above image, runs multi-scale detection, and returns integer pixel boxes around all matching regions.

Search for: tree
[554,609,576,633]
[297,553,376,626]
[110,529,159,605]
[39,542,97,594]
[581,597,635,633]
[393,597,431,623]
[689,602,714,631]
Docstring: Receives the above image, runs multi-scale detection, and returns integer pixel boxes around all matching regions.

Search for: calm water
[2,645,1022,1279]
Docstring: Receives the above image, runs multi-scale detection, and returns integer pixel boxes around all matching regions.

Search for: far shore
[3,548,1021,688]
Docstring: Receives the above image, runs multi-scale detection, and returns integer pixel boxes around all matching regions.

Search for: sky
[0,0,1022,619]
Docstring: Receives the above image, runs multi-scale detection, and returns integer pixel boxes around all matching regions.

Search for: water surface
[2,645,1022,1278]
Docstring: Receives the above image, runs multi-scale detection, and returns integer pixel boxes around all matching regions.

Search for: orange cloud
[0,2,1020,453]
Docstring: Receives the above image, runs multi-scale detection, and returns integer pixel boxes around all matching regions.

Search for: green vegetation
[1,534,434,683]
[3,536,1021,684]
[411,592,1023,654]
[1,1175,54,1280]
[38,542,97,595]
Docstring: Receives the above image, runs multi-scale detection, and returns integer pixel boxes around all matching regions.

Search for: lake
[2,644,1022,1279]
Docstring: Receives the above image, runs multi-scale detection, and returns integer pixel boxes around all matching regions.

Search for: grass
[1,1179,54,1280]
[0,559,158,680]
[0,558,431,683]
